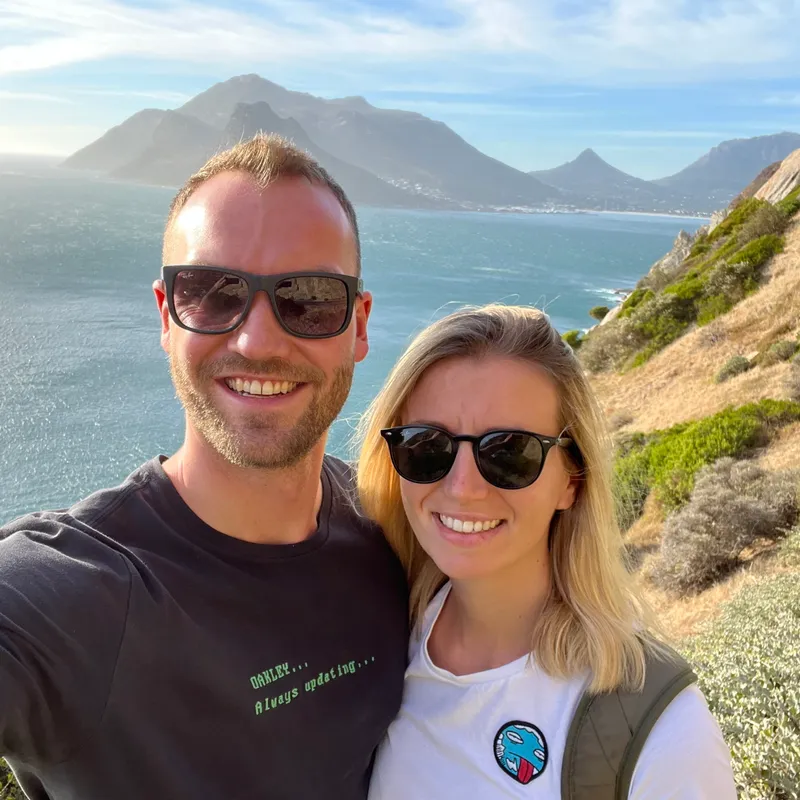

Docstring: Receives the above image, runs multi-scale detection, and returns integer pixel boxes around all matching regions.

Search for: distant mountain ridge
[529,148,680,212]
[63,74,556,210]
[654,132,800,208]
[61,74,800,214]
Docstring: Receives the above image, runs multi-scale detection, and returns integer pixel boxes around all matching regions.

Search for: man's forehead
[165,172,357,269]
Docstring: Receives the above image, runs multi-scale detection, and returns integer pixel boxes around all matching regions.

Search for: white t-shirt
[369,585,737,799]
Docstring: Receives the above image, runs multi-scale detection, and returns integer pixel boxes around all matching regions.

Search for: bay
[0,160,704,522]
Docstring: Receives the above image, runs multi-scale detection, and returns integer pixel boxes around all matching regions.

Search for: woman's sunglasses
[161,266,363,339]
[380,424,575,491]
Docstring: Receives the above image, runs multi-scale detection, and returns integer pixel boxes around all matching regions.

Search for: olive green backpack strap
[560,644,697,800]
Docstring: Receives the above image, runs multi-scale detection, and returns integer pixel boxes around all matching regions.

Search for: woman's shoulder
[628,684,737,798]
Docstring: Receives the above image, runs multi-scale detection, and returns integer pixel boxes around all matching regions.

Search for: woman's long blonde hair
[356,304,661,693]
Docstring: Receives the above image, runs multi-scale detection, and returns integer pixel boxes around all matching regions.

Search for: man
[0,135,408,799]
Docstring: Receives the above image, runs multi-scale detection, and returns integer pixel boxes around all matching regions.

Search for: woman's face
[399,355,576,583]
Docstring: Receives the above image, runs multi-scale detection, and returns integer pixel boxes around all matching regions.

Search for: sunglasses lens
[477,431,543,489]
[386,427,455,483]
[274,276,350,337]
[172,269,248,332]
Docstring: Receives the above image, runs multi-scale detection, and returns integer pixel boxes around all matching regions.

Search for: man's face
[154,172,371,470]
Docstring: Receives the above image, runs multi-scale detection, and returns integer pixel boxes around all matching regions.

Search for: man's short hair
[163,134,361,275]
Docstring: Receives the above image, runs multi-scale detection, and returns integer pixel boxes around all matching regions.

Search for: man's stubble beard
[169,350,354,470]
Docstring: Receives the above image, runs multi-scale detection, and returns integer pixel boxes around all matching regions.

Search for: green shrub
[777,525,800,567]
[618,288,655,319]
[588,305,610,321]
[612,400,800,524]
[652,459,798,594]
[688,232,711,258]
[707,198,767,243]
[697,294,734,326]
[578,318,643,373]
[562,329,583,351]
[727,233,784,271]
[776,185,800,218]
[738,202,789,243]
[1,760,23,799]
[613,447,652,530]
[770,340,799,361]
[681,573,800,799]
[715,355,751,383]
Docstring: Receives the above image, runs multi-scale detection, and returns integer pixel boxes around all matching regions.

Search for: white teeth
[225,378,298,397]
[438,514,502,533]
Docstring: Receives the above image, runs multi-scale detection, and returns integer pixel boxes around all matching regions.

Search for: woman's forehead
[403,355,561,434]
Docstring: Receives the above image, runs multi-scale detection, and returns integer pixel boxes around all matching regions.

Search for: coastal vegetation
[582,151,800,797]
[576,194,800,373]
[682,563,800,800]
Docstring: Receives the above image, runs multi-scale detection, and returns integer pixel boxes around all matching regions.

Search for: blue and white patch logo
[493,720,548,785]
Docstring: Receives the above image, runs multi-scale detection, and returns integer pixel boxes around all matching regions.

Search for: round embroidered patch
[493,720,548,785]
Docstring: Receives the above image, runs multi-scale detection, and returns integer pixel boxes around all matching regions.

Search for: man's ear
[153,279,171,353]
[354,290,372,364]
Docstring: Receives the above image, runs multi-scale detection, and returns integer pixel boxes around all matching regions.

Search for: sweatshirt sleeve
[0,516,131,763]
[628,685,738,799]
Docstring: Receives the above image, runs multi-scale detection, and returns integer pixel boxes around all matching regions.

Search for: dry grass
[592,218,800,433]
[758,421,800,471]
[637,536,797,641]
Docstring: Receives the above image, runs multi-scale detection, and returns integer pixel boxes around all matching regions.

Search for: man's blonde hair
[163,134,361,274]
[356,304,665,694]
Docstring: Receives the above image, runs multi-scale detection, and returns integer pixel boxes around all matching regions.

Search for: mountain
[220,102,443,208]
[529,149,677,212]
[654,132,800,209]
[111,110,219,185]
[181,74,557,207]
[64,73,558,210]
[62,109,167,172]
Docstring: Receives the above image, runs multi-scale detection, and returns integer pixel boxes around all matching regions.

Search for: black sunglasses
[161,266,363,339]
[380,424,575,491]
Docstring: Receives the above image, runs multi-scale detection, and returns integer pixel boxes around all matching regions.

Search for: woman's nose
[442,442,490,501]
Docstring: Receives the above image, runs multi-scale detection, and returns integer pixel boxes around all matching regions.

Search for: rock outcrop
[755,148,800,204]
[647,229,696,278]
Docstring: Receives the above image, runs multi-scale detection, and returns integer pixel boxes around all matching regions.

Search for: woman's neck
[427,556,552,676]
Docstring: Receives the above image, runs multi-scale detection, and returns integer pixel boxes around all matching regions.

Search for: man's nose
[227,291,293,361]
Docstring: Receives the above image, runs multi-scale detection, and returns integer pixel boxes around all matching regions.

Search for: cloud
[70,88,192,103]
[0,89,72,102]
[764,92,800,107]
[0,0,799,87]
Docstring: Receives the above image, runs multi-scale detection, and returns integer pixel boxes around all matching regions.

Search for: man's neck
[162,434,326,546]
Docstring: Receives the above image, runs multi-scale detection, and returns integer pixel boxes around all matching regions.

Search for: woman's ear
[555,474,578,511]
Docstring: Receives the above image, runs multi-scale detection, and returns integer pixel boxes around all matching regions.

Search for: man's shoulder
[0,461,161,604]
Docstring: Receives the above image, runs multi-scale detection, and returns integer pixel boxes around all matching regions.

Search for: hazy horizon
[1,1,799,180]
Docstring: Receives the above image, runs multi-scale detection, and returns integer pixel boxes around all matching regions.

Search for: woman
[357,305,736,799]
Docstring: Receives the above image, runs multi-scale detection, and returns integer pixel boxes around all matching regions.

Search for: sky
[1,0,799,179]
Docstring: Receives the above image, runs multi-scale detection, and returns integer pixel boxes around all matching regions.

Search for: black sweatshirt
[0,455,409,799]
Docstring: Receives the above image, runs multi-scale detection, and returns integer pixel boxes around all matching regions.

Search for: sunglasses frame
[161,265,364,339]
[380,424,574,490]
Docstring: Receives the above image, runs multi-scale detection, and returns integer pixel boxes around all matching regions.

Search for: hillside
[655,132,800,210]
[578,161,800,797]
[530,148,678,212]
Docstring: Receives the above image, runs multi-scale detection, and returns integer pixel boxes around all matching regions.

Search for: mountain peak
[573,148,606,165]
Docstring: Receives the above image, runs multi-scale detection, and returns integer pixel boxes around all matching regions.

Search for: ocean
[0,158,704,523]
